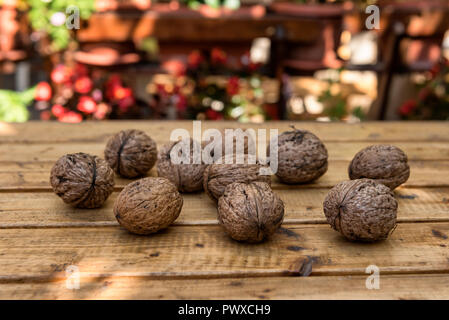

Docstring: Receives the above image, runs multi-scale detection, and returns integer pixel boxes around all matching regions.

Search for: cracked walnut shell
[157,138,207,192]
[269,128,328,184]
[104,129,157,178]
[203,154,271,202]
[114,177,183,235]
[218,182,284,242]
[348,144,410,190]
[50,153,115,208]
[323,179,398,241]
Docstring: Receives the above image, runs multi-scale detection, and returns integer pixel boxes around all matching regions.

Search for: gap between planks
[0,159,448,191]
[2,121,449,143]
[0,187,448,228]
[0,223,448,282]
[1,274,449,299]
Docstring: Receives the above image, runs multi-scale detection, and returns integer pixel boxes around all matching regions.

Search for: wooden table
[0,121,448,299]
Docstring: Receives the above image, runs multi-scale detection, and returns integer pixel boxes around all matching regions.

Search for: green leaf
[223,0,240,10]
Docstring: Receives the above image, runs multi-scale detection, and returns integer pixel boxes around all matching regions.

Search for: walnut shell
[203,154,271,202]
[218,182,284,242]
[269,128,328,184]
[323,179,398,241]
[50,153,115,208]
[104,129,157,178]
[348,144,410,190]
[114,177,183,235]
[157,138,207,192]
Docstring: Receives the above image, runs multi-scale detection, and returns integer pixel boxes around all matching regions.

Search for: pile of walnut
[323,144,410,241]
[49,127,410,244]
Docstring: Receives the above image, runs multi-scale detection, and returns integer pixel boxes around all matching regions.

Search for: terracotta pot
[74,43,141,66]
[0,2,27,62]
[95,0,152,12]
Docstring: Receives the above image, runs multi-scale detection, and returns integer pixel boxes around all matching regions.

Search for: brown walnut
[50,153,115,208]
[269,128,328,184]
[348,144,410,190]
[157,138,207,192]
[114,177,183,235]
[218,182,284,242]
[104,129,157,178]
[203,154,271,202]
[323,179,398,241]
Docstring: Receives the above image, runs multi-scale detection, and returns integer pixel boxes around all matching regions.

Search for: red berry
[188,50,204,69]
[118,96,135,111]
[399,99,417,116]
[206,108,223,120]
[226,76,239,96]
[35,82,52,101]
[59,111,83,123]
[51,104,67,117]
[211,47,227,65]
[74,76,93,94]
[77,96,97,114]
[40,111,52,121]
[74,64,89,77]
[51,65,70,84]
[94,103,111,120]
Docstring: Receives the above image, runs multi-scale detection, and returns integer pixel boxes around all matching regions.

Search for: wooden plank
[1,141,448,163]
[0,188,448,228]
[0,223,448,281]
[1,274,448,299]
[0,160,447,191]
[1,121,448,144]
[77,10,321,43]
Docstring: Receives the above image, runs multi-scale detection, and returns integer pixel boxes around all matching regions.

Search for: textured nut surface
[104,129,157,178]
[348,144,410,190]
[157,138,207,192]
[218,182,284,242]
[203,155,271,201]
[269,128,328,184]
[323,179,398,241]
[50,153,114,208]
[114,177,183,235]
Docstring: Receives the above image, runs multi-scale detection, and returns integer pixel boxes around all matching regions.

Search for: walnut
[157,138,207,192]
[218,182,284,242]
[114,177,183,235]
[323,179,398,242]
[269,128,328,184]
[203,154,271,202]
[50,153,114,208]
[348,144,410,190]
[104,129,157,178]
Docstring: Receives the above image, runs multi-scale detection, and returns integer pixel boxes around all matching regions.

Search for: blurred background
[0,0,448,123]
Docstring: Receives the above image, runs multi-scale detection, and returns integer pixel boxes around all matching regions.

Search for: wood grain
[1,274,448,299]
[0,223,448,281]
[0,121,448,299]
[1,141,448,162]
[0,160,447,191]
[0,188,448,228]
[1,121,448,143]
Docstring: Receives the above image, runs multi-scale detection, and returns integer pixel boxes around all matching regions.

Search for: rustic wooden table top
[0,121,448,299]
